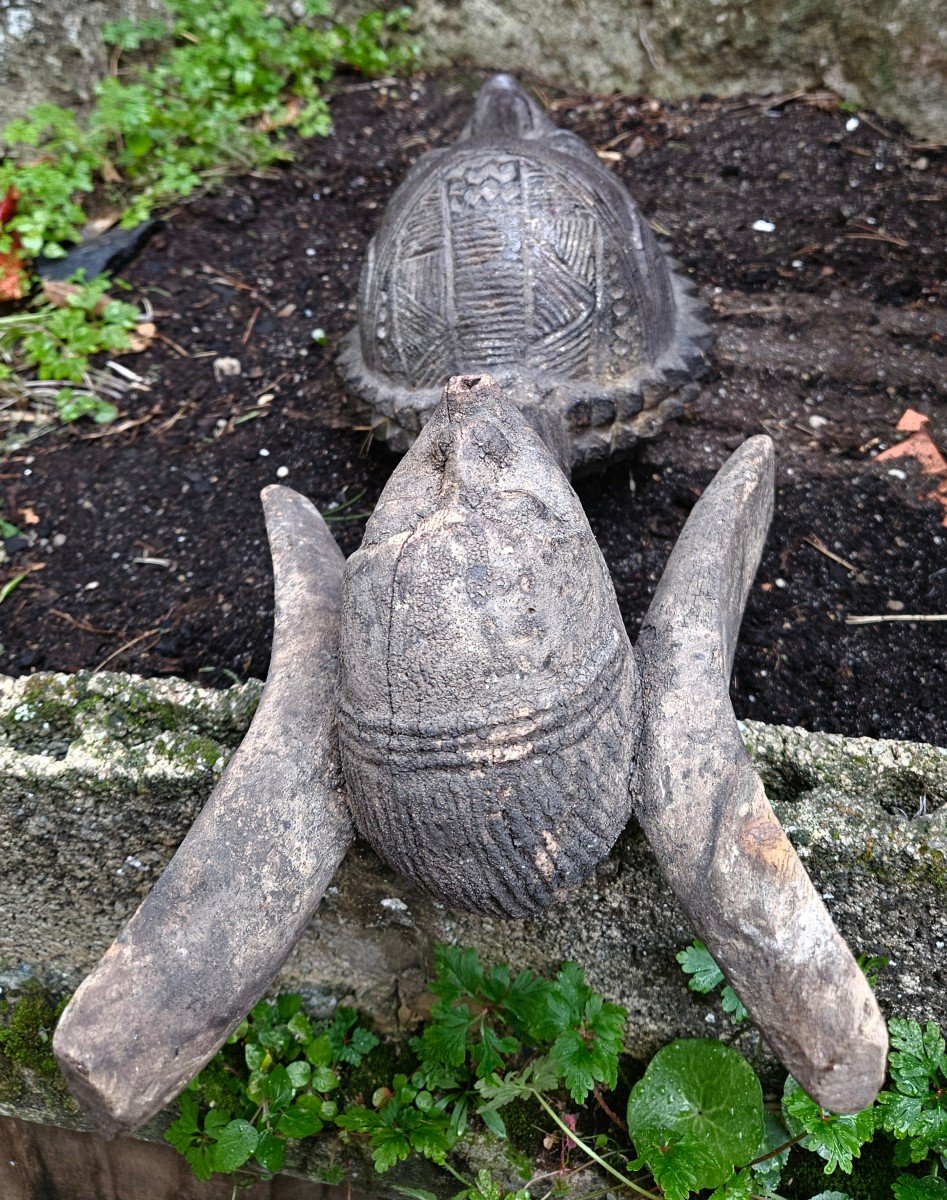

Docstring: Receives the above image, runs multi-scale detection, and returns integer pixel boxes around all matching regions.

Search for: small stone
[887,599,905,612]
[912,156,929,171]
[887,468,907,481]
[752,219,776,233]
[212,356,242,381]
[845,116,860,132]
[809,415,828,429]
[276,466,289,478]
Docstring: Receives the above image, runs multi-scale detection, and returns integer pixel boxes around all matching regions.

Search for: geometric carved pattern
[338,74,712,471]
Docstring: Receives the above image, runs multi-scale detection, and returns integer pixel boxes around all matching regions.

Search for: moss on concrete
[1,668,946,1185]
[0,981,69,1106]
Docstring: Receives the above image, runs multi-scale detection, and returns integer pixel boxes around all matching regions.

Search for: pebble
[276,466,289,478]
[808,415,828,429]
[887,599,905,612]
[212,356,242,380]
[752,219,776,233]
[845,116,860,132]
[259,448,270,458]
[887,468,907,480]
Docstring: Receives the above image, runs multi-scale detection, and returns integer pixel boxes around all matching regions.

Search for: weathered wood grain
[53,487,353,1134]
[631,436,888,1113]
[339,374,640,917]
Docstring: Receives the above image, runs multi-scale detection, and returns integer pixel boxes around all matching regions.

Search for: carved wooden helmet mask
[53,69,888,1144]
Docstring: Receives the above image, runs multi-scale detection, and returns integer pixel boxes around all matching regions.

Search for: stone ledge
[1,669,945,1183]
[3,2,945,140]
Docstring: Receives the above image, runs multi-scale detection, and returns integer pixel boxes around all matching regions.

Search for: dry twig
[803,535,859,575]
[845,613,947,626]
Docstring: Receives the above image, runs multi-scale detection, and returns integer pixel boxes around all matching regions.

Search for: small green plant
[0,274,139,423]
[0,1,416,259]
[676,938,749,1024]
[0,0,417,426]
[782,1075,876,1175]
[0,502,21,539]
[877,1019,947,1167]
[152,943,947,1200]
[166,994,378,1181]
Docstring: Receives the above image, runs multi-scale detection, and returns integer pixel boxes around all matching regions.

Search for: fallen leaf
[878,425,947,526]
[0,187,28,301]
[125,320,157,353]
[42,278,109,316]
[19,506,40,526]
[896,408,930,433]
[255,95,304,133]
[83,211,123,238]
[99,159,123,185]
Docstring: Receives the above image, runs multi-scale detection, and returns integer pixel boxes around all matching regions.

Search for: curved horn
[54,487,353,1134]
[631,436,887,1113]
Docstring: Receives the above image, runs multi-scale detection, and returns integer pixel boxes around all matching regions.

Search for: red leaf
[0,187,28,301]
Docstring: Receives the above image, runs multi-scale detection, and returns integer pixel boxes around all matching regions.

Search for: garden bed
[1,72,945,743]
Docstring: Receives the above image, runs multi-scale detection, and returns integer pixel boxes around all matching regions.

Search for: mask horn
[53,486,353,1134]
[632,436,888,1113]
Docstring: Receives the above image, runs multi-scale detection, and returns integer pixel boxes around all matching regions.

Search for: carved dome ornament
[55,377,887,1139]
[338,74,711,472]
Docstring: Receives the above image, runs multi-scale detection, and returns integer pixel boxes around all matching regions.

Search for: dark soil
[1,73,945,744]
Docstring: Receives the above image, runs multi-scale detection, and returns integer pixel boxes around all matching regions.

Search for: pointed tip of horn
[52,1021,142,1138]
[261,483,318,519]
[807,1006,889,1114]
[261,485,333,565]
[729,433,775,473]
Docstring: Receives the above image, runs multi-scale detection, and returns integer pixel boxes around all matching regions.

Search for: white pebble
[259,448,270,458]
[212,356,241,380]
[887,468,907,480]
[809,414,828,428]
[845,116,860,132]
[775,577,787,589]
[381,897,409,912]
[276,466,289,478]
[752,219,776,233]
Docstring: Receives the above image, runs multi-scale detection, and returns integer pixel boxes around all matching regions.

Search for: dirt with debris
[1,74,945,744]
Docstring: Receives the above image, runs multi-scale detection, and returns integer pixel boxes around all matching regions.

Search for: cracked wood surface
[339,374,640,917]
[53,487,353,1134]
[631,435,888,1112]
